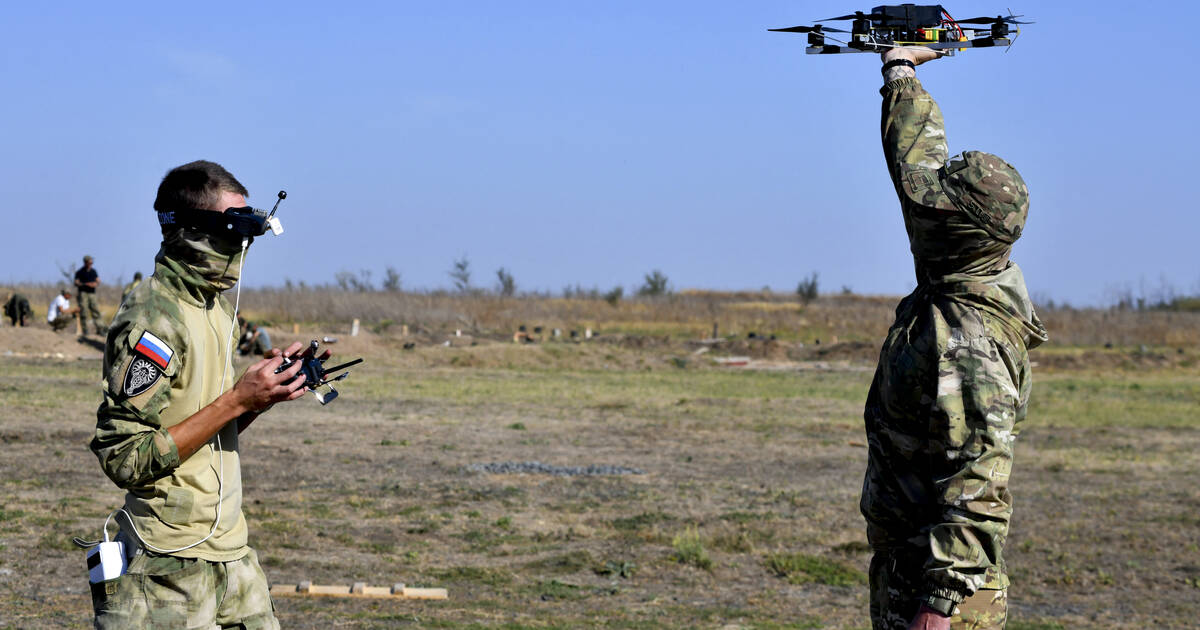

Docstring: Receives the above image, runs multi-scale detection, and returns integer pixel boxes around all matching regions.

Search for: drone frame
[770,5,1027,56]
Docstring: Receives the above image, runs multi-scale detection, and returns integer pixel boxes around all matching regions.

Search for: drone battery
[871,4,944,29]
[86,540,127,584]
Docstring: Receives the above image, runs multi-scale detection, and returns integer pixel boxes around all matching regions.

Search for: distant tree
[796,272,819,304]
[449,256,471,293]
[334,271,354,291]
[55,260,74,286]
[382,266,402,292]
[495,267,516,297]
[335,269,375,292]
[637,270,670,297]
[603,286,624,307]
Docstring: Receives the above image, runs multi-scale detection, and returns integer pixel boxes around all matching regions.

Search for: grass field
[1,333,1198,629]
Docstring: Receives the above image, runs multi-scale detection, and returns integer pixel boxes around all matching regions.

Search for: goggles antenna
[266,190,287,221]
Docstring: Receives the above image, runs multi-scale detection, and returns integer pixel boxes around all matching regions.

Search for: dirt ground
[0,329,1198,629]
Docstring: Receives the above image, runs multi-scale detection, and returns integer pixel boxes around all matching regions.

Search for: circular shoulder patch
[123,357,163,398]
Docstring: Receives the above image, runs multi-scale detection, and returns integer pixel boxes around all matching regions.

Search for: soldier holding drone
[777,6,1044,630]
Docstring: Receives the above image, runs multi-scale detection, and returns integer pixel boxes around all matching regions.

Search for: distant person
[47,290,78,331]
[237,315,251,350]
[858,47,1047,630]
[4,292,33,326]
[121,271,143,303]
[238,319,272,357]
[74,254,105,334]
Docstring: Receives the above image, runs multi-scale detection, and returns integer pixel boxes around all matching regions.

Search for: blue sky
[2,1,1194,305]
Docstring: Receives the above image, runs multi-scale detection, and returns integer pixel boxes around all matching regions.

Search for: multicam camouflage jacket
[860,77,1048,606]
[90,248,249,561]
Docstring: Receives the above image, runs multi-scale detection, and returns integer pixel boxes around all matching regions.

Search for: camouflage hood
[939,151,1029,244]
[896,152,1029,281]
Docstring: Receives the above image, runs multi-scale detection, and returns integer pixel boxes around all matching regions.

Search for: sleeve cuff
[880,76,922,96]
[919,587,965,616]
[155,427,182,470]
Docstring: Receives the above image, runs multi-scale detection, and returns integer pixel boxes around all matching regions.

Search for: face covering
[157,228,248,292]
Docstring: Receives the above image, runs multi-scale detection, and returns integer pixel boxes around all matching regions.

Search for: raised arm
[880,48,948,191]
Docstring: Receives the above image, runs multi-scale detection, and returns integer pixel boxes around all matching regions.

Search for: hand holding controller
[274,339,363,405]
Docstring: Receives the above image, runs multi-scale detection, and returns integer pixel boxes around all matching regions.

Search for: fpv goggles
[158,191,287,238]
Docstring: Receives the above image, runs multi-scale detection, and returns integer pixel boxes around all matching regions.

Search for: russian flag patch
[134,331,174,369]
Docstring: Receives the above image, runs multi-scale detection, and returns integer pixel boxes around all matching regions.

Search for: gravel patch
[466,461,644,476]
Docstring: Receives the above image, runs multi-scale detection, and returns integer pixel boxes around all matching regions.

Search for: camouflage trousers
[869,549,1006,630]
[49,311,77,332]
[91,544,278,629]
[78,292,104,334]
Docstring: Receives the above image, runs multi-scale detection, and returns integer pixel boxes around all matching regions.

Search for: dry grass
[7,281,1199,348]
[2,277,1200,629]
[1,344,1197,629]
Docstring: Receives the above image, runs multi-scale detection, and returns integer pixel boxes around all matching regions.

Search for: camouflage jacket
[860,77,1048,605]
[90,251,248,561]
[4,293,32,318]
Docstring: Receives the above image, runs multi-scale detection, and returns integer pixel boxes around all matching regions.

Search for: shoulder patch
[134,331,174,369]
[123,357,163,397]
[899,164,958,214]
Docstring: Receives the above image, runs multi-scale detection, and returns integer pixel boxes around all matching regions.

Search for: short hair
[133,272,143,280]
[153,160,249,214]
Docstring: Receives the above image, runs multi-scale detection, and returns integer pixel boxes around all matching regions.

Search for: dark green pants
[50,312,76,332]
[78,292,104,334]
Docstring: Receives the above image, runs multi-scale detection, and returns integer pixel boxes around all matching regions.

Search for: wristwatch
[881,58,916,75]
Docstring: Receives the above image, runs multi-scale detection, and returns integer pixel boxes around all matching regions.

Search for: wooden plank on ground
[270,581,448,600]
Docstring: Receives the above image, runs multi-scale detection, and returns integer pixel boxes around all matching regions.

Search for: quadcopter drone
[770,4,1030,55]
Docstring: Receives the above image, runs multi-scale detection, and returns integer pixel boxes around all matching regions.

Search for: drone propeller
[818,10,886,22]
[768,24,849,34]
[955,14,1033,25]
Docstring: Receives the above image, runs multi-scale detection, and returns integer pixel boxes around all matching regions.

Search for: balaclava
[156,227,247,293]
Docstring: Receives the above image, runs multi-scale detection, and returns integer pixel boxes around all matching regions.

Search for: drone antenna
[321,358,364,376]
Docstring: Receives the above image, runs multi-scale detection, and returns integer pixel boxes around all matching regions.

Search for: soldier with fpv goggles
[86,160,325,629]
